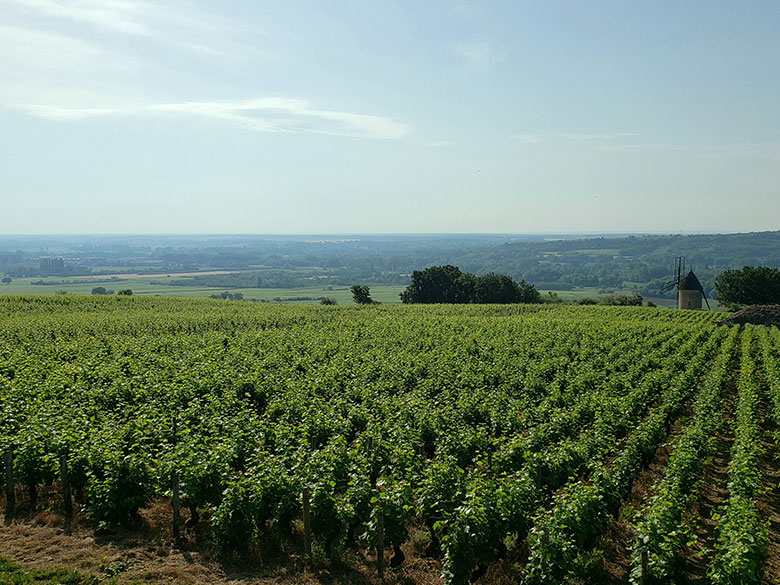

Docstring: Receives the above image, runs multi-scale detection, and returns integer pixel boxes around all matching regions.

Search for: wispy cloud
[560,132,638,141]
[426,140,453,147]
[700,142,780,160]
[15,98,412,139]
[594,141,780,159]
[0,23,147,111]
[0,0,263,61]
[0,4,407,141]
[0,23,113,71]
[507,133,778,161]
[1,0,152,36]
[19,104,125,120]
[595,142,687,152]
[150,99,411,139]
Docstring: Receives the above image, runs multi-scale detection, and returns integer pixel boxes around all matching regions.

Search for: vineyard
[1,295,779,585]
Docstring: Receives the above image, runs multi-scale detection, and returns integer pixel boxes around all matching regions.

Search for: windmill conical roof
[679,270,703,291]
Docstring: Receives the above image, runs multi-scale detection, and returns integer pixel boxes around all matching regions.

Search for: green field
[0,277,407,304]
[0,275,666,307]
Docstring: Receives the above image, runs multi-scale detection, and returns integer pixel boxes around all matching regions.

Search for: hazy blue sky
[2,1,779,234]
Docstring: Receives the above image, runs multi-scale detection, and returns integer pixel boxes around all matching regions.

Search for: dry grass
[0,500,444,585]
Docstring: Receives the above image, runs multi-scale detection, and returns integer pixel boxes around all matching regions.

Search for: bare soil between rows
[599,417,686,584]
[675,397,734,585]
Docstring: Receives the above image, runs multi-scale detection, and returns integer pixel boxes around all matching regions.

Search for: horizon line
[0,229,763,238]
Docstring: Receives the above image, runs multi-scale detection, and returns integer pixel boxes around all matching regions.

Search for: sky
[1,0,779,234]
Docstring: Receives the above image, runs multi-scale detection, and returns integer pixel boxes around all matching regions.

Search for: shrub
[599,293,643,306]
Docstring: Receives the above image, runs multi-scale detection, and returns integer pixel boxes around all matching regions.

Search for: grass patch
[0,556,99,585]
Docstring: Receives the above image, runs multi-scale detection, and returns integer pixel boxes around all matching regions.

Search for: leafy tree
[320,297,338,305]
[714,266,780,305]
[518,279,544,304]
[117,289,133,296]
[1,277,11,284]
[91,286,114,295]
[474,273,518,303]
[351,285,377,305]
[400,265,542,304]
[400,265,472,304]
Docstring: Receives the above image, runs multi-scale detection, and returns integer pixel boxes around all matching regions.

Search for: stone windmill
[661,256,710,310]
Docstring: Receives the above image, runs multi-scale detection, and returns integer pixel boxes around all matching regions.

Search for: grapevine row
[629,325,739,583]
[520,326,727,585]
[710,326,766,584]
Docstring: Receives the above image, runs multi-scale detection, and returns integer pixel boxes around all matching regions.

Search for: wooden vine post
[376,507,385,578]
[302,487,312,560]
[60,453,73,535]
[4,448,14,522]
[640,547,648,585]
[374,476,385,578]
[28,477,37,513]
[172,471,181,542]
[171,413,181,542]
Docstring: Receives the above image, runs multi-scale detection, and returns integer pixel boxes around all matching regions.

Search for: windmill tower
[661,257,710,310]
